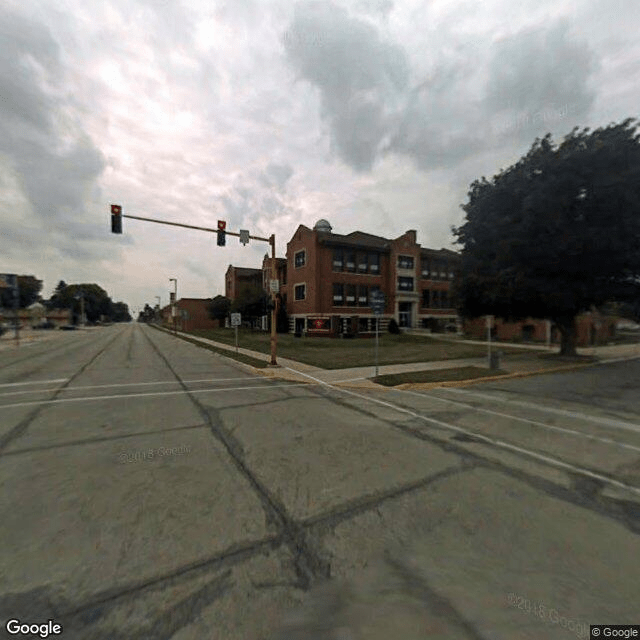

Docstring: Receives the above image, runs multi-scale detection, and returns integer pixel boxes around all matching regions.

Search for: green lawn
[374,366,509,386]
[186,328,523,369]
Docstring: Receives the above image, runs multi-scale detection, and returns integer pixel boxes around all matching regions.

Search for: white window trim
[294,283,306,300]
[294,249,306,268]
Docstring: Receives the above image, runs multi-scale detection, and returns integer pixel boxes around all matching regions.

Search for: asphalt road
[0,323,638,640]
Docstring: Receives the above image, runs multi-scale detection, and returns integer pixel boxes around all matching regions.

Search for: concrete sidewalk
[165,326,640,390]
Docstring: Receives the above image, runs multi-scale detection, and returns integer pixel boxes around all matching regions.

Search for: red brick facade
[463,311,617,347]
[280,220,460,336]
[225,266,262,301]
[162,298,220,332]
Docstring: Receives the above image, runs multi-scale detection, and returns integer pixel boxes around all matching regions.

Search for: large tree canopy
[208,295,231,322]
[0,275,43,309]
[452,118,640,355]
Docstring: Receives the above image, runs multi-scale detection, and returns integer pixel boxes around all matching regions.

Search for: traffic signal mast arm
[109,206,279,366]
[118,213,271,242]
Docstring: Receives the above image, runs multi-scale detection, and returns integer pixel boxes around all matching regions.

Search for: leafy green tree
[231,283,267,326]
[0,275,42,308]
[111,302,132,322]
[208,295,231,323]
[452,119,640,355]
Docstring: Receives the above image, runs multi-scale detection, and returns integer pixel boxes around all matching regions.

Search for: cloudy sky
[1,0,638,316]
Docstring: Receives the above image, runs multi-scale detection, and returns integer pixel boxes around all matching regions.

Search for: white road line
[0,376,270,398]
[438,388,640,433]
[398,389,640,454]
[0,382,311,409]
[0,378,69,388]
[285,367,640,498]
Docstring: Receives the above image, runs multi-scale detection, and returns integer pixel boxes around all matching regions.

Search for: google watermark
[493,104,570,136]
[507,592,588,639]
[5,619,62,638]
[117,444,191,464]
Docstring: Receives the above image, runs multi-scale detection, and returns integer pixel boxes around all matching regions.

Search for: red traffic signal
[217,220,226,246]
[111,204,122,234]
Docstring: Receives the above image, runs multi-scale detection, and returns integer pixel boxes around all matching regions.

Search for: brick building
[280,219,460,336]
[463,310,617,347]
[161,298,220,331]
[225,265,262,302]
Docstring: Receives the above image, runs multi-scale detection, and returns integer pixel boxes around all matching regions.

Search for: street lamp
[74,291,85,327]
[169,278,177,335]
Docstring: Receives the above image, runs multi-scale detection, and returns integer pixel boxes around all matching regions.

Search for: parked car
[33,321,56,330]
[60,324,78,331]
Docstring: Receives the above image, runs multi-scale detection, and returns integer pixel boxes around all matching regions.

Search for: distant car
[33,321,56,330]
[60,324,78,331]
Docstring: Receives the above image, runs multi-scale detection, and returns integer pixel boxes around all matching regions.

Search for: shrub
[388,318,400,334]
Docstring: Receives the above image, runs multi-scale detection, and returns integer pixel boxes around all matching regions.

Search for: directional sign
[370,290,385,315]
[231,313,241,327]
[239,230,250,246]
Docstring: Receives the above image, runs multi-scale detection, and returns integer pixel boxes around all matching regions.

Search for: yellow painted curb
[395,361,596,391]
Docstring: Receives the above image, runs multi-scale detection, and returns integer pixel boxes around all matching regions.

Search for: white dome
[313,219,332,232]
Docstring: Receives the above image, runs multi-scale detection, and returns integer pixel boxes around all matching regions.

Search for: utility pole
[169,278,177,335]
[155,296,161,324]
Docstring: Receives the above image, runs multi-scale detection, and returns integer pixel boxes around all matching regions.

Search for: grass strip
[373,366,509,387]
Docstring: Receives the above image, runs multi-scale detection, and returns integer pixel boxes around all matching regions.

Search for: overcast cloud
[0,0,638,315]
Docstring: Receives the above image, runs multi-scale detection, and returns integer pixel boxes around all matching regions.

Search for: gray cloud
[0,7,108,259]
[283,0,410,171]
[260,163,294,191]
[484,20,598,139]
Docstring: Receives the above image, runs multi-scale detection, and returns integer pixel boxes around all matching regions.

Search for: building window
[332,283,344,305]
[294,250,306,268]
[421,259,430,278]
[345,251,356,272]
[369,252,380,274]
[333,249,343,271]
[345,284,356,305]
[357,253,368,273]
[358,285,368,306]
[294,284,305,300]
[448,271,454,280]
[358,318,369,332]
[422,289,430,307]
[398,277,414,291]
[431,290,441,308]
[442,291,449,308]
[398,255,414,269]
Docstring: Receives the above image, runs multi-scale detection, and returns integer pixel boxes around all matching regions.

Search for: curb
[394,361,599,391]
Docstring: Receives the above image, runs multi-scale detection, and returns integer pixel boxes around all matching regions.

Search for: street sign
[239,230,250,246]
[170,292,175,305]
[370,290,385,315]
[231,313,241,327]
[270,279,280,294]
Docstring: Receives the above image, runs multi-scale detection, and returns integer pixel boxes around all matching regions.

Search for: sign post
[1,275,20,347]
[486,315,493,367]
[231,313,241,353]
[370,290,385,378]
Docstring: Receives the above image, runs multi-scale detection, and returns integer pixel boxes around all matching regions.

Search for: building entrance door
[399,302,412,328]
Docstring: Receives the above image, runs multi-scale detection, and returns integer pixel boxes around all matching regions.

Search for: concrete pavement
[1,323,639,639]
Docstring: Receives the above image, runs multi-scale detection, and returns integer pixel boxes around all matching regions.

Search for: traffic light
[111,204,122,234]
[217,220,226,246]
